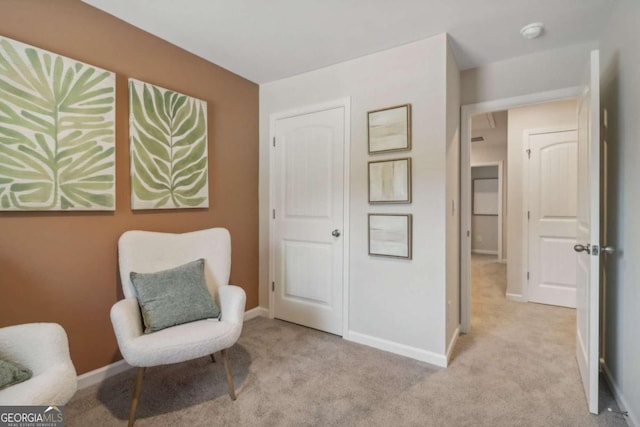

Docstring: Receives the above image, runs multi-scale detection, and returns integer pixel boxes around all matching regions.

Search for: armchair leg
[221,349,236,400]
[128,367,146,427]
[210,353,216,363]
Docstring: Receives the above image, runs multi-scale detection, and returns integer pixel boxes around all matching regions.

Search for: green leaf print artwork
[128,79,208,209]
[0,36,115,210]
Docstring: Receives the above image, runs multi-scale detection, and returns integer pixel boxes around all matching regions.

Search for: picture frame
[368,158,411,204]
[368,104,411,153]
[129,78,209,210]
[0,36,116,211]
[368,213,412,259]
[472,178,499,216]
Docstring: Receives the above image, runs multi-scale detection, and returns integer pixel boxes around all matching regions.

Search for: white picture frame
[472,178,499,215]
[368,158,411,204]
[367,104,411,153]
[368,213,412,259]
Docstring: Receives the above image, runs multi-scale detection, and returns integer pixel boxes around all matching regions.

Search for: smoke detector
[520,22,544,40]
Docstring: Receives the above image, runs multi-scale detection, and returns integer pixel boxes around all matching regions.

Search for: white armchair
[0,323,77,405]
[112,227,246,426]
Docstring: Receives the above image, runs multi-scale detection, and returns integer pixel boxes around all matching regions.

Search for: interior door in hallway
[575,50,601,415]
[526,129,578,308]
[272,106,345,335]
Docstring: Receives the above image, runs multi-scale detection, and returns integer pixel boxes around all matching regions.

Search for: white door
[526,129,578,308]
[272,106,345,335]
[575,50,601,414]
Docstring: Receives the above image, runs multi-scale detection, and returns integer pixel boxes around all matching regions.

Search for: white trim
[521,126,577,303]
[460,86,581,334]
[471,250,498,255]
[603,363,638,427]
[471,161,503,261]
[446,327,460,365]
[244,306,269,321]
[77,359,132,390]
[341,100,351,338]
[268,97,352,335]
[345,331,447,368]
[506,293,527,302]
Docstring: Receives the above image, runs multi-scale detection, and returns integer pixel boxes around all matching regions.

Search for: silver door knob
[602,246,615,254]
[574,244,591,254]
[332,229,341,237]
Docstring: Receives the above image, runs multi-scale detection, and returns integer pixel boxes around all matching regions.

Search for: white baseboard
[446,327,460,365]
[345,331,447,368]
[244,306,269,321]
[77,359,132,390]
[506,293,527,302]
[471,249,498,255]
[78,306,270,390]
[603,363,638,427]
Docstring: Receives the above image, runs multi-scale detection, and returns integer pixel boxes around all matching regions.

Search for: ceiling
[81,0,615,84]
[471,111,507,148]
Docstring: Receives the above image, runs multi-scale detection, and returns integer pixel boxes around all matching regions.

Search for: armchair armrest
[110,298,144,354]
[0,323,72,376]
[218,285,246,324]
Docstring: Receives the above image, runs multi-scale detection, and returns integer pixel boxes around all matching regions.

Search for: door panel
[528,130,578,308]
[283,240,332,304]
[284,127,332,218]
[273,107,344,335]
[575,50,601,414]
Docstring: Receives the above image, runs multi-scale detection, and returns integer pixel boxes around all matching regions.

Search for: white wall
[471,166,499,254]
[600,0,640,423]
[260,34,454,365]
[461,43,594,105]
[506,100,577,299]
[445,40,461,356]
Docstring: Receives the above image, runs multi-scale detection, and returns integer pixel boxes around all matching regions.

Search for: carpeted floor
[66,255,628,426]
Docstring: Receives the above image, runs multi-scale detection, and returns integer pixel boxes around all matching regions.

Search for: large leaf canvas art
[129,79,209,209]
[0,36,115,210]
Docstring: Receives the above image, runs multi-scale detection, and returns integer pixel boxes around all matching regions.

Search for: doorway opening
[460,89,581,333]
[464,97,586,412]
[469,111,508,339]
[466,100,580,338]
[460,51,604,415]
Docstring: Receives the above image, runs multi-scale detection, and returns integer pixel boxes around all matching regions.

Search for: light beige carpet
[66,256,627,426]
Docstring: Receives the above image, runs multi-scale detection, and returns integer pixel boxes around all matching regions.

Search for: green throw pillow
[130,258,221,334]
[0,359,32,390]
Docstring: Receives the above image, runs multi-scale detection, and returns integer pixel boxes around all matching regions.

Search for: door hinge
[272,137,276,147]
[527,211,530,220]
[271,281,275,292]
[526,149,531,159]
[467,230,470,237]
[272,209,275,219]
[527,272,530,280]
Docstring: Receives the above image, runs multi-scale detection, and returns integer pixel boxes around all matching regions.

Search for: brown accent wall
[0,0,259,374]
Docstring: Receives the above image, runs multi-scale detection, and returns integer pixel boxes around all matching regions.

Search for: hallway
[452,254,626,425]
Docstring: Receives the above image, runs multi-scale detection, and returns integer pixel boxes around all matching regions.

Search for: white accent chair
[0,323,77,405]
[112,228,246,427]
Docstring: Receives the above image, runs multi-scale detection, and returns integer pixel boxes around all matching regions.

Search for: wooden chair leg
[210,353,216,363]
[220,348,236,400]
[128,367,146,427]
